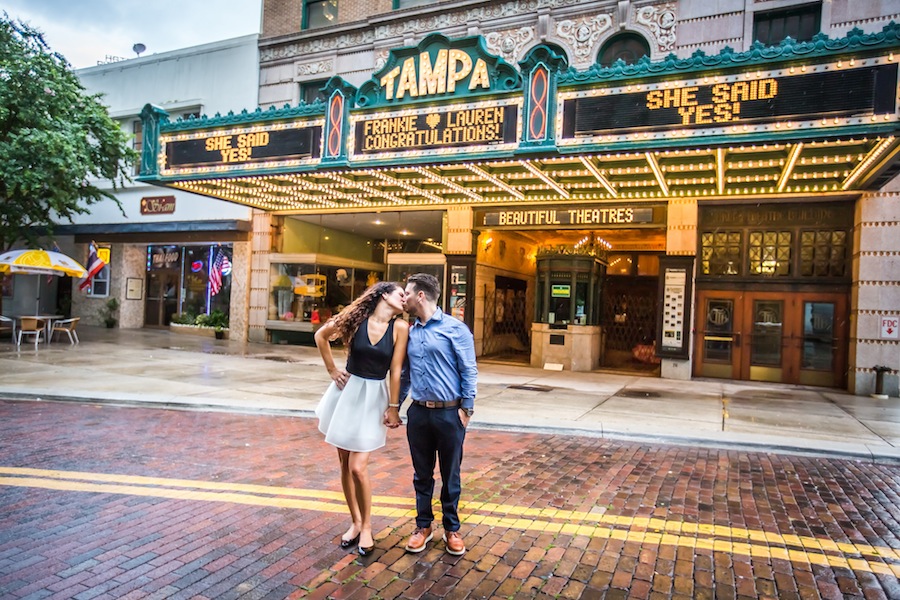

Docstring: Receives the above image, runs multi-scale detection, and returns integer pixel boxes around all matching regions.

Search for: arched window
[597,33,650,67]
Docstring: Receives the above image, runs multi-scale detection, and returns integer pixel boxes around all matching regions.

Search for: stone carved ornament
[296,60,333,77]
[556,14,613,67]
[376,0,583,39]
[374,50,389,70]
[634,3,677,52]
[262,0,582,62]
[484,27,536,62]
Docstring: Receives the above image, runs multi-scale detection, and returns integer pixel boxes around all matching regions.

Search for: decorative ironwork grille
[482,286,531,358]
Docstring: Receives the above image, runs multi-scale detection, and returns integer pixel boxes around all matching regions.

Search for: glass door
[695,290,848,387]
[696,291,743,379]
[145,270,179,327]
[747,299,784,382]
[796,295,847,387]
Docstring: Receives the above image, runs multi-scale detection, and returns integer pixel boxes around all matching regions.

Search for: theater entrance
[695,290,849,387]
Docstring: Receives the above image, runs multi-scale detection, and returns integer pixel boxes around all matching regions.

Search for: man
[394,273,477,556]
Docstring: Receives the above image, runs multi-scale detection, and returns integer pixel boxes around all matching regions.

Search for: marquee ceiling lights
[168,137,899,212]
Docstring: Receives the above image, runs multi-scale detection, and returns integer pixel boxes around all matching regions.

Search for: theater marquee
[351,100,520,160]
[160,120,323,175]
[560,60,898,144]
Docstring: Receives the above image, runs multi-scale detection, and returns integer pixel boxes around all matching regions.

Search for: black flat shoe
[358,544,374,556]
[340,533,360,549]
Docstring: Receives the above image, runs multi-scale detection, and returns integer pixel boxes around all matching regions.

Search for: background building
[59,35,260,338]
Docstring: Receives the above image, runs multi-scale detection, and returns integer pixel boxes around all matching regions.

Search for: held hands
[383,406,401,428]
[330,368,350,390]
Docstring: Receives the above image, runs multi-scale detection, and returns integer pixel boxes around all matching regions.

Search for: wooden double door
[694,290,848,387]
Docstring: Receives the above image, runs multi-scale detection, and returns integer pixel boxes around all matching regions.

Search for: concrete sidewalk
[0,326,898,462]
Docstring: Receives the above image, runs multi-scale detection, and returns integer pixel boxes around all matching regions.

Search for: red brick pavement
[0,399,899,599]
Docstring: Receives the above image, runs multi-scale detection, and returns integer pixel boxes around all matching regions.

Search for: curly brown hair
[327,281,400,345]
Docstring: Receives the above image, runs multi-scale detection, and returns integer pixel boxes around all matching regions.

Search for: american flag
[209,248,231,296]
[78,242,106,291]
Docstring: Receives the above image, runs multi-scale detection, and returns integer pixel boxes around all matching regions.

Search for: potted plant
[99,298,119,328]
[201,309,230,340]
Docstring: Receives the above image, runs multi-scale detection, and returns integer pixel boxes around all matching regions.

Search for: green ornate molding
[559,22,900,86]
[158,101,326,133]
[357,33,521,109]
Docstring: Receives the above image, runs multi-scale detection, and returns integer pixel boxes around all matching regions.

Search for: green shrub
[171,312,196,325]
[198,309,229,329]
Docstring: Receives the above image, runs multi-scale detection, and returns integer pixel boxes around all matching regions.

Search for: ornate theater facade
[138,0,900,395]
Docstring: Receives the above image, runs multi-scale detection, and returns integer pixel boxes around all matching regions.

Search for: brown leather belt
[413,399,461,409]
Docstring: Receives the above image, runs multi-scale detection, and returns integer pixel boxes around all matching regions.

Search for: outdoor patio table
[18,315,62,344]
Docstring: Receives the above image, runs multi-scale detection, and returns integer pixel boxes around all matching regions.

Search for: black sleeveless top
[346,318,395,380]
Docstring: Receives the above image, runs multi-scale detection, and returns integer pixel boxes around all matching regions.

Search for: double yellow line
[1,466,898,576]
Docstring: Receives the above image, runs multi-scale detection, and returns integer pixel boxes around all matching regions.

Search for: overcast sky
[4,0,262,69]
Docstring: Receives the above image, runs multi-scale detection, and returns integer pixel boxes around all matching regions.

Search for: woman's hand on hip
[329,368,350,390]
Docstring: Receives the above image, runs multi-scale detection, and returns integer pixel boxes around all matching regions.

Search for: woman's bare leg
[338,448,362,541]
[348,451,374,547]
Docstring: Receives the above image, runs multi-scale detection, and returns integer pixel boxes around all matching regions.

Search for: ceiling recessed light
[400,229,411,236]
[373,219,384,225]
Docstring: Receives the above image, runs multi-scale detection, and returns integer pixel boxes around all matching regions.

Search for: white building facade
[59,35,260,338]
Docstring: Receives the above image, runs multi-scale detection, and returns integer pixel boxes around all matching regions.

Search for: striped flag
[209,248,231,296]
[78,242,106,291]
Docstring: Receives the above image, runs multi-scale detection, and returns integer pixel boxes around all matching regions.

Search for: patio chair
[17,317,45,349]
[0,315,14,343]
[51,317,80,345]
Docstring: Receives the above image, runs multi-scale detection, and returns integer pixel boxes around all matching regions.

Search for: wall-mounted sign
[551,285,571,298]
[699,202,853,228]
[482,205,660,228]
[882,316,899,339]
[164,124,321,170]
[656,257,694,359]
[125,277,144,301]
[354,103,517,155]
[140,195,176,215]
[149,246,180,270]
[562,62,897,137]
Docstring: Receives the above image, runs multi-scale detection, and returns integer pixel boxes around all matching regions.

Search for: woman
[314,281,408,556]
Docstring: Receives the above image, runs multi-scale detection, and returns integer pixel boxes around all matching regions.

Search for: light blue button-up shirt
[400,308,477,410]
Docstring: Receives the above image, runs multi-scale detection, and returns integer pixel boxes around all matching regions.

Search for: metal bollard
[872,365,892,399]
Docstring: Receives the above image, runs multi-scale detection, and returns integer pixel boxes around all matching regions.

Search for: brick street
[0,399,899,599]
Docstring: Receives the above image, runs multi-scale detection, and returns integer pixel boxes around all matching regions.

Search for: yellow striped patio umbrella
[0,249,87,278]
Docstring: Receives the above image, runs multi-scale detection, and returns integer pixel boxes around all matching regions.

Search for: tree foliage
[0,14,136,253]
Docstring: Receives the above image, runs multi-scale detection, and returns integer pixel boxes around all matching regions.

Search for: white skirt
[316,374,389,452]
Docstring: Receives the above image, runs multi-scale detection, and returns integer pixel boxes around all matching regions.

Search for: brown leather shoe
[405,526,433,553]
[443,530,465,555]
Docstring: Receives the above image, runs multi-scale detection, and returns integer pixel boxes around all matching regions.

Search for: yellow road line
[1,466,898,576]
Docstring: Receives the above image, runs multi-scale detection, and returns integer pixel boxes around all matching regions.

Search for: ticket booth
[531,251,607,371]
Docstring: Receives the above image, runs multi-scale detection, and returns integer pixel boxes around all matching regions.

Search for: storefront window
[181,247,209,317]
[270,262,383,324]
[607,254,633,276]
[146,244,232,326]
[701,232,742,276]
[386,263,444,287]
[86,264,110,297]
[748,231,792,276]
[800,230,846,277]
